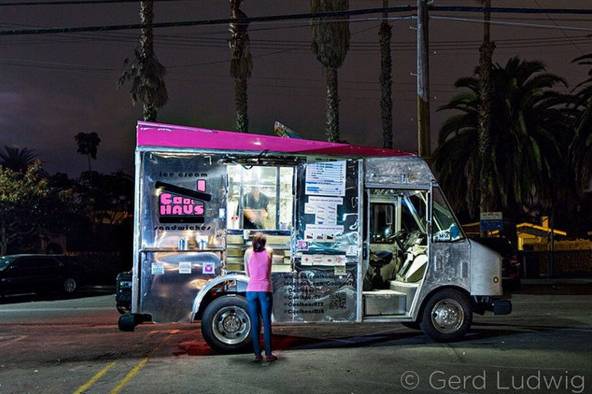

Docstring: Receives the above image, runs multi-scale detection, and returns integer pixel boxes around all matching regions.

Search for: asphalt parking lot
[0,286,591,394]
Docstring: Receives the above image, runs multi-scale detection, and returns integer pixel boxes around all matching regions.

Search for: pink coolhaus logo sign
[156,180,211,223]
[159,193,205,216]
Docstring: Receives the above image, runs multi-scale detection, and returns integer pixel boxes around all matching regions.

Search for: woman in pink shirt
[245,233,277,362]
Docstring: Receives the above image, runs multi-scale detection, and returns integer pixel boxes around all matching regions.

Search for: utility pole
[416,0,431,158]
[380,0,393,149]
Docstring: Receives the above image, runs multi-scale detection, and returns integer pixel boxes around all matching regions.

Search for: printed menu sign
[304,224,344,243]
[305,161,346,197]
[304,196,343,226]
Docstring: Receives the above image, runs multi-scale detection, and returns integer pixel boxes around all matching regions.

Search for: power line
[3,18,591,52]
[2,5,592,36]
[0,5,416,36]
[532,0,584,55]
[0,0,182,5]
[431,15,592,33]
[2,32,590,59]
[432,6,592,15]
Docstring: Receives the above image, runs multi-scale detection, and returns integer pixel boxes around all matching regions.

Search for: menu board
[295,160,359,252]
[305,161,346,197]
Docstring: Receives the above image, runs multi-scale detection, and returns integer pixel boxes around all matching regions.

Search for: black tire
[401,322,420,330]
[419,288,472,342]
[201,295,252,353]
[62,277,78,295]
[118,313,136,331]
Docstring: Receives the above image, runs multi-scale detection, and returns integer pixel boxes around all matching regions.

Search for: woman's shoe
[254,355,263,362]
[265,354,278,362]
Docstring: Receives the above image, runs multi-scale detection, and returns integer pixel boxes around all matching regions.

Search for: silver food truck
[119,121,511,352]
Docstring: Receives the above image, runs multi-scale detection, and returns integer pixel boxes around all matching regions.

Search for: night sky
[1,0,591,175]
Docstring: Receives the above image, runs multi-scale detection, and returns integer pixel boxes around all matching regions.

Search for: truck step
[363,290,406,316]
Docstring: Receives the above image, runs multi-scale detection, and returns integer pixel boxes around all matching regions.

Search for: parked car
[115,271,132,314]
[472,237,521,290]
[0,254,84,297]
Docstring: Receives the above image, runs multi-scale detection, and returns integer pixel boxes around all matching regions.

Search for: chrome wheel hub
[212,306,250,345]
[431,299,464,334]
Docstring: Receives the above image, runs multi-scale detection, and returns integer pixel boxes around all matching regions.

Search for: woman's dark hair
[252,232,267,253]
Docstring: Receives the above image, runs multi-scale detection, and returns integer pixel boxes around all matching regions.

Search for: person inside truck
[242,186,269,229]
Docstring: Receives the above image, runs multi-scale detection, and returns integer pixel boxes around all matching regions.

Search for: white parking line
[0,307,113,312]
[0,335,27,348]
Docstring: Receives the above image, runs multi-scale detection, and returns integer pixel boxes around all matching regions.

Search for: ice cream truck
[119,121,511,352]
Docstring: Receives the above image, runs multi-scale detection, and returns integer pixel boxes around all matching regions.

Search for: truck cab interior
[363,188,429,318]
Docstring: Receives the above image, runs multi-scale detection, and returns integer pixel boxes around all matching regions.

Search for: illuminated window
[227,165,294,231]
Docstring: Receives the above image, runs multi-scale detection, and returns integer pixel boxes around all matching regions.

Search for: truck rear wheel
[201,295,252,353]
[420,288,472,342]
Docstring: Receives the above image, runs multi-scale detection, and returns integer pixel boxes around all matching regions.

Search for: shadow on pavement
[174,330,423,358]
[173,317,592,358]
[173,328,526,358]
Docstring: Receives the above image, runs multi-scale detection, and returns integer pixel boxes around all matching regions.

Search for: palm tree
[311,0,350,142]
[477,0,496,215]
[229,0,253,132]
[433,57,570,220]
[379,0,393,148]
[119,0,168,121]
[74,132,101,172]
[0,146,37,172]
[570,53,592,193]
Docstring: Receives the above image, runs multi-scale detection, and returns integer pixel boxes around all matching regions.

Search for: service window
[227,165,294,231]
[431,187,464,241]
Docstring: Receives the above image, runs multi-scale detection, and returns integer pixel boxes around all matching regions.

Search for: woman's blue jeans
[246,291,273,356]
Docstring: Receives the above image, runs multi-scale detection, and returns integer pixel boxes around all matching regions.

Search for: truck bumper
[473,296,512,315]
[492,298,512,315]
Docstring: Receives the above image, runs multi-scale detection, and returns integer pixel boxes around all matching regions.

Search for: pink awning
[137,121,413,158]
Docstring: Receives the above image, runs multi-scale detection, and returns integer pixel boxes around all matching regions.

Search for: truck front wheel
[420,288,472,342]
[201,295,252,353]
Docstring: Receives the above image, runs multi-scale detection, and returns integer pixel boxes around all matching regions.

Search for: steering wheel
[387,230,407,250]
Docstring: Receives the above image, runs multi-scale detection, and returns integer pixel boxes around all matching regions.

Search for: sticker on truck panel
[203,262,215,275]
[151,263,164,275]
[178,262,192,274]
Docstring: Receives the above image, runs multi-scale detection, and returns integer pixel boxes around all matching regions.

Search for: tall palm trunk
[118,1,167,121]
[229,0,252,132]
[379,0,393,148]
[234,76,248,131]
[311,0,350,142]
[478,0,496,216]
[326,67,340,142]
[139,1,156,121]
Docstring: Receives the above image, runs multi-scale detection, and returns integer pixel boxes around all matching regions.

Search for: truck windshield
[432,187,464,241]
